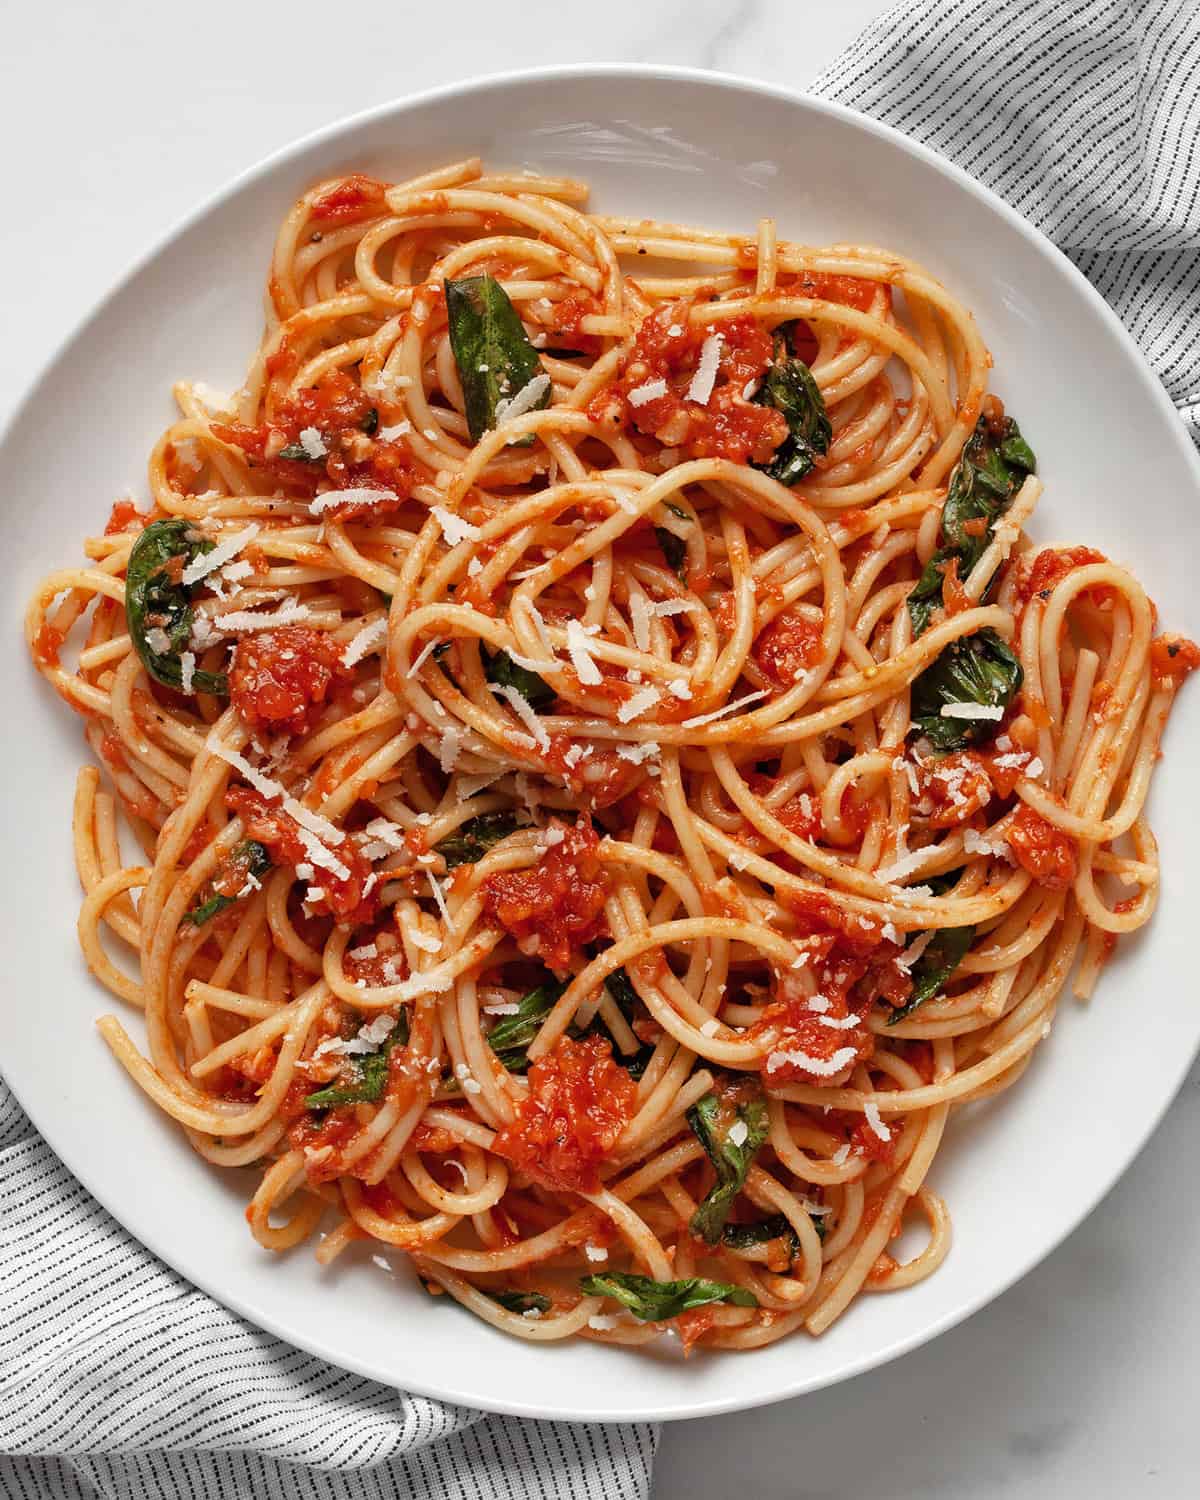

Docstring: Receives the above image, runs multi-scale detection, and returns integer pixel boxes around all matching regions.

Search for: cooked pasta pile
[26,157,1197,1352]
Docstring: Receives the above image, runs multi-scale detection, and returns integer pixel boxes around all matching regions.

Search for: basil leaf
[580,1272,757,1321]
[662,500,691,521]
[887,926,974,1024]
[184,839,271,926]
[655,527,687,580]
[687,1084,770,1245]
[753,342,831,486]
[125,519,228,694]
[445,276,549,443]
[304,1015,408,1109]
[907,412,1036,636]
[604,967,639,1015]
[721,1211,824,1253]
[910,627,1023,750]
[360,407,379,435]
[484,647,556,710]
[436,811,522,869]
[488,982,565,1072]
[488,1289,552,1315]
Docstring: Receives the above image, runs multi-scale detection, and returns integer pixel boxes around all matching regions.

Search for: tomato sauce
[104,499,149,535]
[224,786,377,923]
[482,816,610,971]
[212,371,416,511]
[1008,803,1077,889]
[1015,546,1111,625]
[33,624,64,668]
[1150,634,1200,689]
[779,271,886,313]
[754,610,822,688]
[850,1116,895,1164]
[310,174,388,224]
[588,301,786,465]
[491,1033,636,1194]
[751,978,875,1087]
[915,751,994,828]
[224,785,308,865]
[229,626,350,738]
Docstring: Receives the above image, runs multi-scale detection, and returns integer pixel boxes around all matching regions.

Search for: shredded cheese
[342,617,387,667]
[939,701,1004,721]
[627,378,668,407]
[431,505,483,547]
[181,523,261,586]
[680,689,768,729]
[617,685,661,723]
[491,683,550,751]
[494,371,551,425]
[565,619,603,685]
[864,1099,892,1142]
[686,333,724,405]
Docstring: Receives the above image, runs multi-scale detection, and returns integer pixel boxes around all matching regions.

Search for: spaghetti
[26,157,1198,1352]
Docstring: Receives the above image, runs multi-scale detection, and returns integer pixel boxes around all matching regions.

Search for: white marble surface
[2,3,1197,1495]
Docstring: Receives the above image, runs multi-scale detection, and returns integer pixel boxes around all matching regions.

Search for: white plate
[2,66,1198,1423]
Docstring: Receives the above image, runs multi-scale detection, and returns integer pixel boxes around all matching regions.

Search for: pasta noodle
[26,157,1198,1352]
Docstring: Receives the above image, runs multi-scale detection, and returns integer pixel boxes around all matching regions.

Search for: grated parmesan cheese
[181,523,260,586]
[617,685,661,723]
[494,371,551,425]
[686,333,724,406]
[491,683,550,751]
[342,617,387,667]
[206,598,312,633]
[298,426,327,460]
[565,619,603,685]
[431,505,483,547]
[680,689,768,729]
[309,488,396,516]
[627,378,668,407]
[179,652,196,693]
[864,1099,892,1142]
[728,1119,749,1148]
[769,1046,858,1077]
[939,701,1004,721]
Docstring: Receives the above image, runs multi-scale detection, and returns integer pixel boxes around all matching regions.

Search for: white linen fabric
[3,2,1197,1495]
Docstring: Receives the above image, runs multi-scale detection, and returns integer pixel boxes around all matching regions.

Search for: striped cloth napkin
[2,3,1196,1496]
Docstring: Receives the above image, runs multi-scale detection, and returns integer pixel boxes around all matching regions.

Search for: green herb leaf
[184,839,271,926]
[489,1289,552,1315]
[487,982,565,1072]
[721,1211,824,1254]
[484,648,556,710]
[655,527,687,580]
[304,1014,408,1109]
[662,500,691,521]
[445,276,549,443]
[687,1083,770,1244]
[753,341,831,486]
[907,412,1036,635]
[435,811,522,869]
[887,926,974,1024]
[125,519,229,694]
[910,627,1023,750]
[277,441,319,462]
[361,407,379,436]
[580,1271,757,1321]
[604,967,639,1015]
